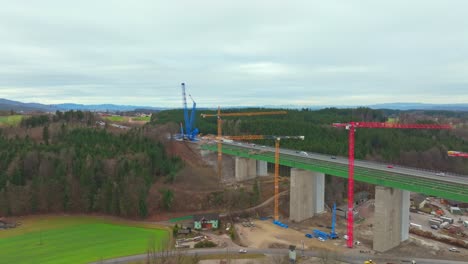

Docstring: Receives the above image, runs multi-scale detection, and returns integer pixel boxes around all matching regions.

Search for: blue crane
[179,83,199,141]
[329,202,338,239]
[309,202,338,240]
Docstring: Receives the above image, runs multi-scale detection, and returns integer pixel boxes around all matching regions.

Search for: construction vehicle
[312,202,338,240]
[175,83,199,141]
[364,260,375,264]
[223,135,304,221]
[332,121,452,248]
[201,107,287,181]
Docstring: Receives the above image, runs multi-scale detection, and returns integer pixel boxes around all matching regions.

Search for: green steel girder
[201,144,468,202]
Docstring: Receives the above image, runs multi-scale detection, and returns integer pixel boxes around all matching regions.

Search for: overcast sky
[1,1,468,107]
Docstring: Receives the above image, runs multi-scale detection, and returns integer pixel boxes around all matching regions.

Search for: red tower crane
[332,122,452,248]
[448,151,468,158]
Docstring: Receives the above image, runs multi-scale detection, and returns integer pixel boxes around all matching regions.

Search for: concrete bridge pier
[289,168,325,222]
[235,157,257,181]
[256,160,268,177]
[373,186,410,252]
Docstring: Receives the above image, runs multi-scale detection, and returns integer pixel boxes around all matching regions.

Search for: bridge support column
[235,157,257,181]
[290,169,325,222]
[256,161,268,177]
[373,186,410,252]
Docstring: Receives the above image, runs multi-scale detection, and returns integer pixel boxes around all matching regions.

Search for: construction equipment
[312,202,338,240]
[223,135,304,221]
[332,121,452,248]
[201,108,287,181]
[176,83,199,141]
[330,202,338,239]
[448,151,468,158]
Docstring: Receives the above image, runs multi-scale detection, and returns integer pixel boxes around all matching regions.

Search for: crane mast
[223,134,304,220]
[201,108,287,182]
[333,121,452,248]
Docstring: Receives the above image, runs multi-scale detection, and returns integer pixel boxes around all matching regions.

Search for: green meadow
[0,216,169,264]
[0,115,24,126]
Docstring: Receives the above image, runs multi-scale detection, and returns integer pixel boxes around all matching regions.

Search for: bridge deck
[201,143,468,202]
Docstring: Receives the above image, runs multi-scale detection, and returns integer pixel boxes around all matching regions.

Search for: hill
[0,98,166,112]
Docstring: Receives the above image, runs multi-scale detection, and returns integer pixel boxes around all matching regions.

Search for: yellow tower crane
[200,107,287,182]
[223,135,304,221]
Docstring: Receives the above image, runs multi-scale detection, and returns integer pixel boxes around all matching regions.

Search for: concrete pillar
[373,186,410,252]
[256,160,268,176]
[289,169,325,222]
[401,190,410,241]
[235,157,256,181]
[314,173,325,214]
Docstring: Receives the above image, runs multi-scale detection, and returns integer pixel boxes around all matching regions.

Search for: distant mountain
[367,103,468,111]
[0,98,167,112]
[55,103,166,112]
[1,98,467,112]
[261,103,468,111]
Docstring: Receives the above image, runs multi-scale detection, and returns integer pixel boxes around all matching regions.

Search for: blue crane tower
[179,83,199,141]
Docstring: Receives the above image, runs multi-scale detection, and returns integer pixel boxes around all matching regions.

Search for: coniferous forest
[0,111,182,217]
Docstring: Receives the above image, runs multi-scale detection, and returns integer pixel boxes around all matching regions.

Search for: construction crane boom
[333,121,452,248]
[222,134,304,221]
[201,107,287,182]
[181,83,190,136]
[448,151,468,158]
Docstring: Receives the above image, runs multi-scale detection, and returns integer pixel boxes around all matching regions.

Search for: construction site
[164,83,468,264]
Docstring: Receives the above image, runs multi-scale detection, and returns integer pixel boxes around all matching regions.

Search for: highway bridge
[201,142,468,203]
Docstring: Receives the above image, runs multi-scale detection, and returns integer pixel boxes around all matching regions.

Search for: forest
[152,107,468,174]
[0,112,182,217]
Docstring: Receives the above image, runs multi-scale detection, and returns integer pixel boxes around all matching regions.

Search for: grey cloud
[1,1,468,107]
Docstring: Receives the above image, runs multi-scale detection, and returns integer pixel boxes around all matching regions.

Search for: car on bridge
[387,165,394,168]
[436,172,446,176]
[238,249,247,253]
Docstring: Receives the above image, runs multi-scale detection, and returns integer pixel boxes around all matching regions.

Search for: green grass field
[0,115,24,126]
[131,116,151,122]
[0,216,169,264]
[103,115,125,122]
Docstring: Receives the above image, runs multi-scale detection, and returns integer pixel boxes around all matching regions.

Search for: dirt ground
[235,219,345,252]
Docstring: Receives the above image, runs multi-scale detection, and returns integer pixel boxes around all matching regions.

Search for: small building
[193,213,219,230]
[288,245,297,263]
[450,207,463,215]
[177,228,191,235]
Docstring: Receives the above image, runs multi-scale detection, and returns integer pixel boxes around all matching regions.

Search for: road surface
[90,247,468,264]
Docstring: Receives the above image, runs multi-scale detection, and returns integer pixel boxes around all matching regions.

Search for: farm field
[131,116,151,122]
[103,115,125,122]
[0,216,169,264]
[0,115,24,126]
